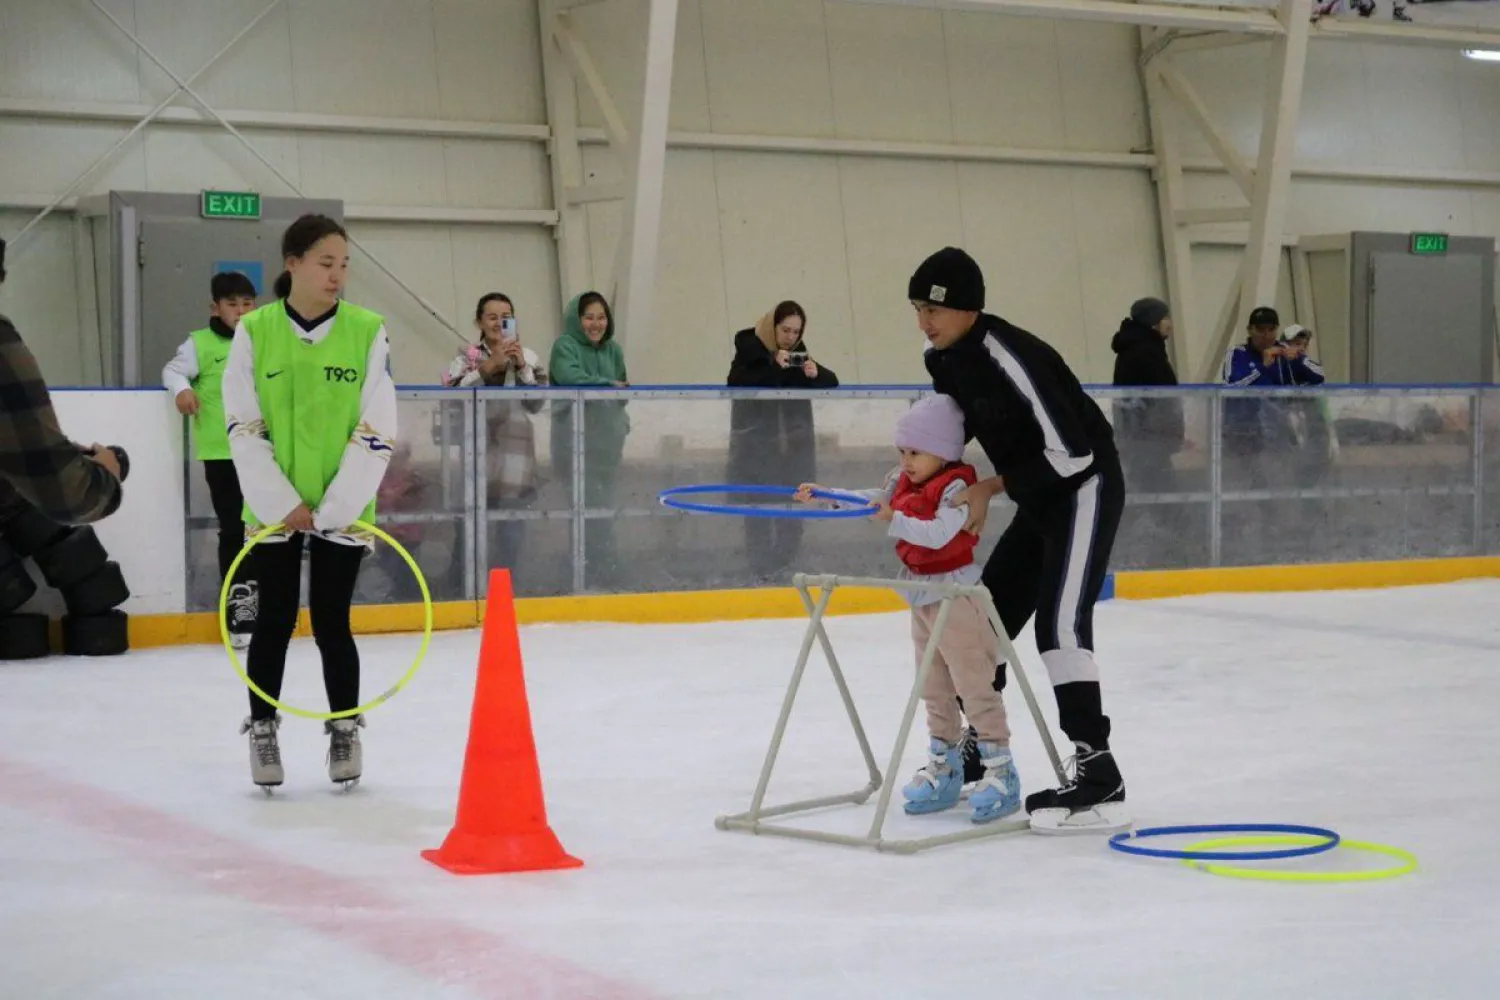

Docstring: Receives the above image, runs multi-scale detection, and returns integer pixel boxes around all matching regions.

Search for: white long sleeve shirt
[161,336,200,396]
[221,304,398,547]
[839,470,982,607]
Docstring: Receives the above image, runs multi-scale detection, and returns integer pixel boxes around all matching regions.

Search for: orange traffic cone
[422,569,583,875]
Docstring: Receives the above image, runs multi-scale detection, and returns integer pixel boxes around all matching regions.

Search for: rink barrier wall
[123,556,1500,649]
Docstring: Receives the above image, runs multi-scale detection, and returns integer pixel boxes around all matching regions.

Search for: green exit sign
[1410,232,1449,255]
[201,190,261,220]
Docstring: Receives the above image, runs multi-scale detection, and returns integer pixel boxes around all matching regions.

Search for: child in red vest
[797,394,1020,823]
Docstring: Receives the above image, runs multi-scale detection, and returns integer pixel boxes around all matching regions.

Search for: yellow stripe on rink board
[1112,556,1500,600]
[124,556,1500,650]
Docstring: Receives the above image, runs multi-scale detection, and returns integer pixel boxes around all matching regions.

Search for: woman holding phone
[443,293,545,389]
[444,293,549,585]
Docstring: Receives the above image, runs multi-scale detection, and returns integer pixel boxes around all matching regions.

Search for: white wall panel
[286,0,443,118]
[141,127,303,197]
[432,0,547,124]
[698,0,836,138]
[0,213,90,386]
[0,0,140,103]
[837,158,964,385]
[1056,23,1147,151]
[941,14,1065,149]
[957,162,1088,365]
[0,121,148,200]
[651,151,729,385]
[825,5,952,144]
[132,0,298,112]
[441,139,552,210]
[295,134,451,206]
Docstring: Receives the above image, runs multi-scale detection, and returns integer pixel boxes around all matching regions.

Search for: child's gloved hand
[793,483,822,503]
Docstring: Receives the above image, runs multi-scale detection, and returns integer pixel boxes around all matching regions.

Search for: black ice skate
[227,582,258,651]
[1026,742,1131,835]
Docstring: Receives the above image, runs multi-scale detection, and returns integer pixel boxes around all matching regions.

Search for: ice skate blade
[258,785,278,797]
[1029,802,1132,836]
[335,778,360,793]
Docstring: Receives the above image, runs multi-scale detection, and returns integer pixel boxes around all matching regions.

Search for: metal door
[1369,252,1486,384]
[137,217,283,385]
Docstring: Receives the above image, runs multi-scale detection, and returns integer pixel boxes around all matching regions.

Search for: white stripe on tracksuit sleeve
[161,336,199,397]
[314,329,397,532]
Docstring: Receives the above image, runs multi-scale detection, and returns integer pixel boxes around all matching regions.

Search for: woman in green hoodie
[550,291,629,586]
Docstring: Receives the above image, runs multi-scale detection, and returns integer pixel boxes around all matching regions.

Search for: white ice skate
[241,715,283,793]
[325,716,365,791]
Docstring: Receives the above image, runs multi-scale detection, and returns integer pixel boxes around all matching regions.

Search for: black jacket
[1111,319,1177,387]
[726,329,839,486]
[1110,319,1184,451]
[925,314,1116,511]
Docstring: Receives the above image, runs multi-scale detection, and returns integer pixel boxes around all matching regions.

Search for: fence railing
[180,385,1500,609]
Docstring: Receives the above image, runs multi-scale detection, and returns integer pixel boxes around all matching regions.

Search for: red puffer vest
[891,463,979,575]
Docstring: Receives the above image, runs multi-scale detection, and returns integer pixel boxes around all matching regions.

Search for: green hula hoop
[219,519,433,722]
[1180,834,1418,883]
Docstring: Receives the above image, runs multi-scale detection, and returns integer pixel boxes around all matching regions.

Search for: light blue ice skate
[902,737,964,815]
[969,742,1021,824]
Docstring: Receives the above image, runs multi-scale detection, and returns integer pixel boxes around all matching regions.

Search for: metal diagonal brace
[7,0,284,253]
[86,0,465,343]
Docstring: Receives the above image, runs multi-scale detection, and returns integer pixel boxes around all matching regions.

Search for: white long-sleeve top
[161,336,200,396]
[837,469,982,607]
[221,304,398,547]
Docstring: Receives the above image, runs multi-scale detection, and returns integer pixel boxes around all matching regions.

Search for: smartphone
[500,317,517,340]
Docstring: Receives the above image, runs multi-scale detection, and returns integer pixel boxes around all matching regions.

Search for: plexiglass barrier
[179,386,1500,609]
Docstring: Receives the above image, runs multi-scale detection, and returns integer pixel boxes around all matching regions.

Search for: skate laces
[229,585,258,626]
[326,718,364,764]
[242,719,281,767]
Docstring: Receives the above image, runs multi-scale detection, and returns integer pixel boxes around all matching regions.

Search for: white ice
[3,581,1499,1000]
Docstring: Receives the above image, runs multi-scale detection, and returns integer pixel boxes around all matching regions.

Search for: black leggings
[203,459,254,586]
[246,534,365,721]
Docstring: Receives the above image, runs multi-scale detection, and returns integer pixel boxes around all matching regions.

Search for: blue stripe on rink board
[1098,573,1115,602]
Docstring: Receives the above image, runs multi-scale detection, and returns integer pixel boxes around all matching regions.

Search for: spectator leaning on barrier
[549,291,629,584]
[726,300,840,582]
[1110,297,1184,494]
[0,237,126,527]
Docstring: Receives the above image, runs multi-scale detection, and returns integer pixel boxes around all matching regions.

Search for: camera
[787,351,808,365]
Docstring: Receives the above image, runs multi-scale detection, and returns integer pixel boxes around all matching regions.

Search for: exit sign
[201,190,261,220]
[1410,232,1449,255]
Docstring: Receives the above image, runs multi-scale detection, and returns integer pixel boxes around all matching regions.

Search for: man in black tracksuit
[910,247,1125,818]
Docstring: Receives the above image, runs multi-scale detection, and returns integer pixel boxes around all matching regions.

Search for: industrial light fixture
[1462,49,1500,62]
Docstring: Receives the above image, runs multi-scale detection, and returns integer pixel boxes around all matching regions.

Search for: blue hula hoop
[1109,824,1341,861]
[658,484,879,519]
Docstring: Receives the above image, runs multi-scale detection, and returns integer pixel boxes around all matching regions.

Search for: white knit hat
[895,395,966,462]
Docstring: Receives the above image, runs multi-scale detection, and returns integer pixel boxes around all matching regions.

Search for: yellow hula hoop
[219,519,433,722]
[1180,834,1418,883]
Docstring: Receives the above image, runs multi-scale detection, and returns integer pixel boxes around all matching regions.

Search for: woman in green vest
[221,214,397,792]
[162,271,261,649]
[550,291,629,588]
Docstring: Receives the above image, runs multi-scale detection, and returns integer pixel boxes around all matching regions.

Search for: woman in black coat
[726,301,839,582]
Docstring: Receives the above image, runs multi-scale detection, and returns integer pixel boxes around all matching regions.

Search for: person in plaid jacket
[0,238,125,528]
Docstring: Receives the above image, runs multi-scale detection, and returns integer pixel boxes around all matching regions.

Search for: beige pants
[911,595,1010,746]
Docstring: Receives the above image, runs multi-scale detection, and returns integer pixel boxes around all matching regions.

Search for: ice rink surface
[3,581,1499,999]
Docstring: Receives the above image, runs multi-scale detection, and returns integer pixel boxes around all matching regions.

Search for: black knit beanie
[908,247,984,311]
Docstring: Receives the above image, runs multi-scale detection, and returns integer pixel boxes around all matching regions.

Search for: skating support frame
[715,574,1068,854]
